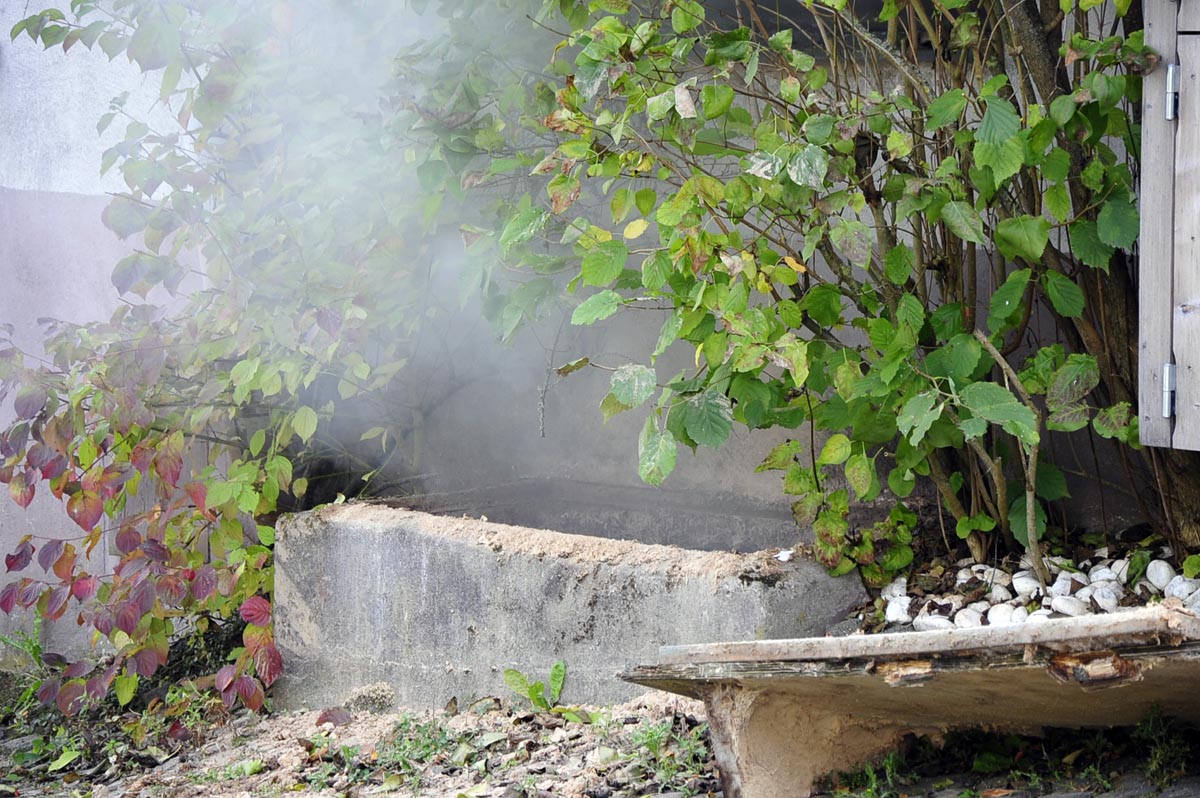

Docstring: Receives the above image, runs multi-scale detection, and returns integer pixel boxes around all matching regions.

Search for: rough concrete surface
[272,503,867,711]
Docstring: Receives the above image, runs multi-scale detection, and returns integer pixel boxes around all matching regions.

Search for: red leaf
[40,455,67,480]
[234,676,265,711]
[115,524,142,555]
[85,675,108,701]
[152,443,183,487]
[255,644,284,689]
[63,659,93,680]
[45,585,69,620]
[0,465,11,483]
[185,481,208,513]
[317,706,353,727]
[0,423,29,458]
[215,664,237,694]
[18,579,41,606]
[71,575,99,603]
[5,541,33,572]
[25,442,54,471]
[220,687,237,709]
[36,679,59,705]
[93,609,115,636]
[134,649,160,678]
[52,544,77,581]
[157,574,187,605]
[140,539,169,562]
[9,471,34,508]
[13,386,47,420]
[0,582,17,614]
[167,719,192,742]
[56,680,85,715]
[36,539,64,574]
[243,622,271,654]
[132,579,157,614]
[131,442,153,474]
[191,565,217,601]
[115,601,141,635]
[239,595,272,626]
[67,491,104,531]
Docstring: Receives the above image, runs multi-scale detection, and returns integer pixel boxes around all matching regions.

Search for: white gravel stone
[1164,575,1200,600]
[1050,572,1087,596]
[1011,606,1030,623]
[987,603,1015,626]
[1110,559,1130,583]
[1027,609,1053,622]
[1147,560,1176,590]
[989,585,1013,603]
[1091,585,1120,613]
[954,608,983,628]
[885,596,913,624]
[972,565,1011,586]
[912,613,955,631]
[1186,590,1200,610]
[1093,546,1110,559]
[1075,585,1095,602]
[1051,595,1089,616]
[881,576,907,601]
[955,567,975,587]
[1012,571,1041,597]
[1088,566,1118,583]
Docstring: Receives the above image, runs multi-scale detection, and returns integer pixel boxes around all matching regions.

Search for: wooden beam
[1140,0,1179,447]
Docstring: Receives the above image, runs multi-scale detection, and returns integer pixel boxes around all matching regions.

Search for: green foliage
[474,0,1156,580]
[503,660,591,722]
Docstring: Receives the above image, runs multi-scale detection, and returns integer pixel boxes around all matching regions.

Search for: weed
[1134,706,1192,788]
[503,660,591,722]
[627,717,711,794]
[831,750,909,797]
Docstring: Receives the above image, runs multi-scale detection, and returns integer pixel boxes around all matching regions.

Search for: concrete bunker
[272,502,867,710]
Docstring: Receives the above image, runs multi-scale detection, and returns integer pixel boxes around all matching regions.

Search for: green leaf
[500,207,546,254]
[1044,183,1071,223]
[1047,354,1099,409]
[804,285,843,326]
[700,84,735,120]
[758,440,804,471]
[571,290,623,325]
[885,245,914,284]
[958,382,1039,446]
[927,89,967,129]
[977,98,1021,145]
[114,673,138,706]
[768,29,793,51]
[638,416,677,486]
[610,188,635,224]
[897,391,940,445]
[940,201,987,245]
[610,364,657,407]
[925,334,982,383]
[1041,271,1085,318]
[671,0,704,33]
[988,269,1031,331]
[786,145,828,189]
[816,433,852,465]
[653,311,684,358]
[844,452,873,500]
[1093,401,1132,440]
[548,660,566,704]
[47,748,82,772]
[1096,197,1139,250]
[1183,554,1200,580]
[704,28,752,66]
[1049,94,1077,126]
[681,389,734,448]
[1036,461,1071,501]
[995,216,1050,263]
[1008,494,1047,548]
[557,356,590,376]
[1070,220,1115,272]
[503,668,530,698]
[973,137,1025,185]
[581,240,628,286]
[600,392,633,421]
[293,406,319,444]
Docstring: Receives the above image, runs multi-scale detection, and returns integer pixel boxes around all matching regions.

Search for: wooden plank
[651,605,1200,664]
[1140,0,1179,447]
[1173,37,1200,447]
[1179,0,1200,33]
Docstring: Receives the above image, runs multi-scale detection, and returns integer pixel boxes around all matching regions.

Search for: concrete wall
[273,504,868,709]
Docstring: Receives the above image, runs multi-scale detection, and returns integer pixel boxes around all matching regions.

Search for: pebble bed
[879,548,1200,631]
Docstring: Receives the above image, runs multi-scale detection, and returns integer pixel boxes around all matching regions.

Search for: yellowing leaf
[783,256,807,273]
[623,219,650,239]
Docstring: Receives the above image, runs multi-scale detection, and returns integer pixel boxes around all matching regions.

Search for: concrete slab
[622,607,1200,798]
[272,502,866,710]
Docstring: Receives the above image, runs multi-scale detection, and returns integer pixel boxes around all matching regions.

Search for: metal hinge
[1167,63,1181,121]
[1164,363,1177,419]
